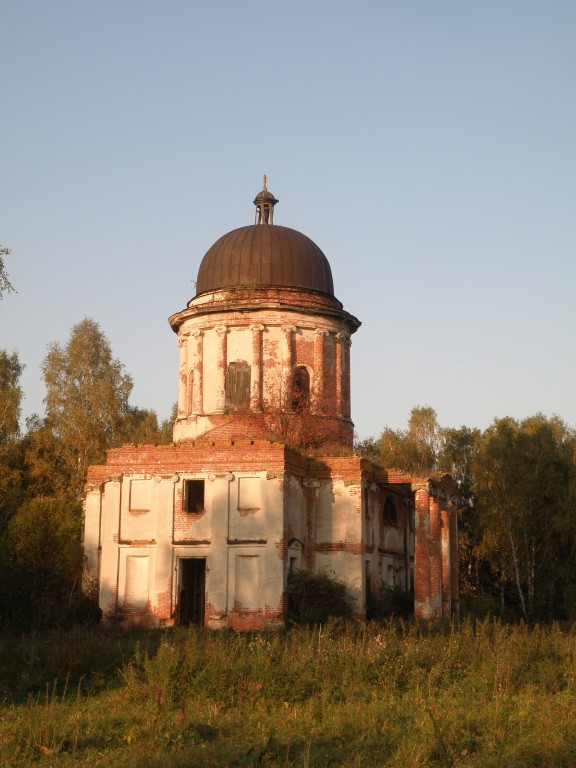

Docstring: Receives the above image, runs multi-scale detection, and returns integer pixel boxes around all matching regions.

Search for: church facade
[83,180,459,629]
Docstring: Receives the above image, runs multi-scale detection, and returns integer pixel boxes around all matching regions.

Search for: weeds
[0,619,575,766]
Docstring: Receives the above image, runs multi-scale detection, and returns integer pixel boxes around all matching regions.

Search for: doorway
[178,558,206,627]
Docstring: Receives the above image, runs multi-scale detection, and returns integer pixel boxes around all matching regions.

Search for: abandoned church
[83,179,459,629]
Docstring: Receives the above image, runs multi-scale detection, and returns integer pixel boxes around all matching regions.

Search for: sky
[1,1,575,441]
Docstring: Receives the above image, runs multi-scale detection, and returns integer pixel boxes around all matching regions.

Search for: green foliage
[439,426,484,602]
[0,245,14,300]
[22,416,75,498]
[353,435,380,462]
[286,569,354,625]
[159,403,177,444]
[0,439,26,533]
[0,497,97,629]
[0,349,24,443]
[357,405,445,476]
[120,406,165,445]
[0,621,575,766]
[366,585,414,620]
[472,414,576,622]
[0,353,27,531]
[41,318,134,496]
[360,406,576,623]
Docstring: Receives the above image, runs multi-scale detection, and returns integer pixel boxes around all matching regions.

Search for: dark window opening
[383,497,398,525]
[183,479,205,513]
[291,366,310,411]
[225,360,251,410]
[178,558,206,627]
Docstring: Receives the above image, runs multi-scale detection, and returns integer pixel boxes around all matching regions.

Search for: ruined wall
[171,288,355,446]
[361,483,414,616]
[412,480,459,621]
[84,448,459,629]
[84,442,291,629]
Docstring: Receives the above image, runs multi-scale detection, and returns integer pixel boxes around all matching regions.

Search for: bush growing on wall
[286,569,354,625]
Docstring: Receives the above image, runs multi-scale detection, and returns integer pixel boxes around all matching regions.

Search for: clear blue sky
[2,1,575,440]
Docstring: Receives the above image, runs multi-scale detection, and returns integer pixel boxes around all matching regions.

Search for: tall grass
[0,619,574,766]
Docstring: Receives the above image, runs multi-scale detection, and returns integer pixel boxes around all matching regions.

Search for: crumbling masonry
[84,180,459,628]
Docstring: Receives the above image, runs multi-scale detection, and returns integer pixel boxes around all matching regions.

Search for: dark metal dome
[195,224,335,297]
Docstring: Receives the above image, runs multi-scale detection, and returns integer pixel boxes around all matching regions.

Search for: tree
[356,408,576,622]
[439,426,484,604]
[42,318,134,496]
[472,414,576,622]
[119,404,175,446]
[0,246,14,300]
[0,496,89,628]
[367,405,443,475]
[0,440,25,535]
[0,351,25,531]
[23,415,74,499]
[0,350,23,443]
[159,403,178,444]
[354,435,381,463]
[120,406,164,445]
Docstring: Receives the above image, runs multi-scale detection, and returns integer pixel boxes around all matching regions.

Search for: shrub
[286,569,354,625]
[366,585,414,620]
[0,496,100,629]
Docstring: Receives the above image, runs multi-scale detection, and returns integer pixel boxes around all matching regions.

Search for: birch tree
[0,246,14,300]
[473,415,575,622]
[0,350,23,443]
[375,405,443,475]
[42,318,133,496]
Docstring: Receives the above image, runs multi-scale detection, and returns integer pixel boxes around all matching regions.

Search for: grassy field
[0,619,575,767]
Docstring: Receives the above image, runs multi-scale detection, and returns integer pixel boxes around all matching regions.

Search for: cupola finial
[253,176,279,225]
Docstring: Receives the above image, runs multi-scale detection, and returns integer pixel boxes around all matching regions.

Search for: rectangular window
[183,479,205,513]
[225,361,251,410]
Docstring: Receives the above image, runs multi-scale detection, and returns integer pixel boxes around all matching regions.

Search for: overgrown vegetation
[0,312,575,764]
[0,620,574,766]
[0,321,173,630]
[1,318,576,630]
[356,406,576,624]
[287,570,354,625]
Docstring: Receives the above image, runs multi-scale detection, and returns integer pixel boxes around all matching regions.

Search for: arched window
[225,361,251,411]
[383,497,397,525]
[291,366,310,411]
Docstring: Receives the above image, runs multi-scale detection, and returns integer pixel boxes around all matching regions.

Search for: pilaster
[282,325,295,403]
[413,484,433,621]
[177,333,189,418]
[250,324,264,411]
[191,329,204,414]
[313,329,327,413]
[441,504,452,619]
[335,333,345,418]
[215,326,227,412]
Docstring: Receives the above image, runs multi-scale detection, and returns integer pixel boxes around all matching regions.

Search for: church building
[83,179,459,629]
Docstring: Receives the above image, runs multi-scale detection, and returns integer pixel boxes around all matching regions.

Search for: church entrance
[178,558,206,627]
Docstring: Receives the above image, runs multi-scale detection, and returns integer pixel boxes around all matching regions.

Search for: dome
[195,223,335,297]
